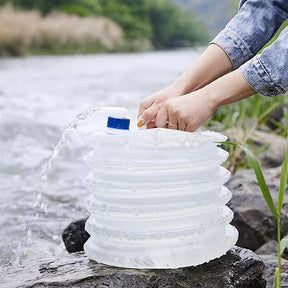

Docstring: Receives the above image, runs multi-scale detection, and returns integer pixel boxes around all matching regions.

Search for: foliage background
[0,0,210,55]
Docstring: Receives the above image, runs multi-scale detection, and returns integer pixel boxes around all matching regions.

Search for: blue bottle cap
[107,116,130,130]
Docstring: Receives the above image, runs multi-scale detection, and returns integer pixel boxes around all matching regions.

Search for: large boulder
[227,167,288,251]
[0,247,265,288]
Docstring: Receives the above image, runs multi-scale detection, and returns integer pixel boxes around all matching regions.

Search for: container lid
[107,116,130,130]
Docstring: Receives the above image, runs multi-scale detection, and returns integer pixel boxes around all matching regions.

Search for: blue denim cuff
[240,55,286,96]
[210,28,254,69]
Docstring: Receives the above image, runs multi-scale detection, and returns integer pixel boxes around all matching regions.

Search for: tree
[148,0,209,48]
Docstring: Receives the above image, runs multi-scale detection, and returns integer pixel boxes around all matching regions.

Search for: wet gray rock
[62,218,90,253]
[255,240,278,256]
[254,131,287,168]
[227,167,288,251]
[256,240,288,261]
[259,254,288,288]
[0,247,265,288]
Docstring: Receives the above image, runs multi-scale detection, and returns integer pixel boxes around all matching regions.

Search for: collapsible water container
[83,107,238,269]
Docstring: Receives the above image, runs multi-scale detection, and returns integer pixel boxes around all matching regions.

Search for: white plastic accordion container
[83,107,238,269]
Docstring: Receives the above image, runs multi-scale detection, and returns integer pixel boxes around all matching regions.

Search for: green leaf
[238,144,278,219]
[238,101,246,128]
[220,141,277,218]
[277,141,288,214]
[280,237,288,255]
[273,267,279,288]
[273,268,281,288]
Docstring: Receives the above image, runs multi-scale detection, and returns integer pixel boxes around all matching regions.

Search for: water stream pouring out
[41,106,130,180]
[81,107,239,269]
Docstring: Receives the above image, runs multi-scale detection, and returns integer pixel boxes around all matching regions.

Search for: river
[0,49,202,268]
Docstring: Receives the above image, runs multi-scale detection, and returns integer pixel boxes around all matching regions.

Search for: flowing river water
[0,49,202,270]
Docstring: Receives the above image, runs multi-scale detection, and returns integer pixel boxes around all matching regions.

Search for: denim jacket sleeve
[240,27,288,96]
[210,0,288,96]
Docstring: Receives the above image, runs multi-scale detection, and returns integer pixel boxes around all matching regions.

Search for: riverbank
[0,6,151,56]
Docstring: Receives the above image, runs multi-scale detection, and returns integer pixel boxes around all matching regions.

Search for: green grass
[207,93,286,133]
[206,93,287,172]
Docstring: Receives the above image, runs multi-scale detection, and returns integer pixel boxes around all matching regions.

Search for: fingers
[186,124,195,132]
[155,102,180,130]
[155,97,196,132]
[155,105,168,128]
[138,95,155,119]
[138,91,205,132]
[178,121,187,131]
[137,97,155,127]
[137,106,157,128]
[138,97,166,128]
[166,113,178,130]
[155,104,180,130]
[138,89,211,132]
[146,121,157,129]
[138,86,180,128]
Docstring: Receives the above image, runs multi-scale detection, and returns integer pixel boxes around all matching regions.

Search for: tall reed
[0,5,125,55]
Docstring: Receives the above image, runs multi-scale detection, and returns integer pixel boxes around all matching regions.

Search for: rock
[281,235,288,261]
[227,167,288,251]
[267,103,288,131]
[254,131,287,168]
[224,129,287,168]
[0,247,265,288]
[255,240,278,256]
[258,254,288,288]
[62,218,90,253]
[256,239,288,261]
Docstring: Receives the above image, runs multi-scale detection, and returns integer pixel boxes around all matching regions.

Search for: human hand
[137,85,185,129]
[152,69,256,131]
[154,91,216,132]
[137,45,233,129]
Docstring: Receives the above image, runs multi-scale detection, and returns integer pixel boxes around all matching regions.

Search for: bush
[0,0,210,49]
[95,0,153,40]
[148,0,209,48]
[0,0,61,14]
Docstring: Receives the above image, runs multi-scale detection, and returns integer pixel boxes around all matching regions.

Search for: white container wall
[83,120,238,269]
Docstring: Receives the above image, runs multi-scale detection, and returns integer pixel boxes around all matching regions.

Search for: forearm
[153,69,256,132]
[203,69,256,111]
[169,44,233,95]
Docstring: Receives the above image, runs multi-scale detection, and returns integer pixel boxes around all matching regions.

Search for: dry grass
[0,5,125,55]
